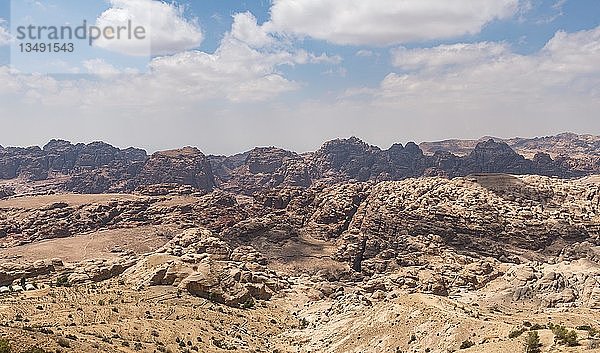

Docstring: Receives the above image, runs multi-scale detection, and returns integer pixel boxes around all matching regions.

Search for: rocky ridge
[1,133,597,196]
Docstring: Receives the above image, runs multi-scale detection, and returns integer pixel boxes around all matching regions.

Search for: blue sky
[0,0,599,154]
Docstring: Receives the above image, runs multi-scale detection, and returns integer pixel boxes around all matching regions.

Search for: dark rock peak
[319,136,379,151]
[404,141,421,153]
[555,132,579,138]
[245,147,298,175]
[43,139,147,158]
[43,139,72,151]
[471,139,516,154]
[151,147,201,160]
[136,147,215,192]
[387,143,404,152]
[532,152,553,163]
[245,146,297,160]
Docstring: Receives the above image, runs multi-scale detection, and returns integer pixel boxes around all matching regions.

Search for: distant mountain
[421,132,600,176]
[1,133,599,196]
[421,132,600,158]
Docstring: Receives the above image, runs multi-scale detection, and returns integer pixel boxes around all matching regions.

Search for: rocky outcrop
[178,259,285,307]
[0,259,63,286]
[502,259,600,308]
[310,137,383,182]
[210,147,311,194]
[0,186,14,200]
[122,227,289,308]
[453,139,534,175]
[1,134,599,195]
[135,147,215,193]
[0,146,49,181]
[302,183,371,240]
[422,132,600,176]
[332,174,600,274]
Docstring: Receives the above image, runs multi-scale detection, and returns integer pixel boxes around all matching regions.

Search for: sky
[0,0,599,154]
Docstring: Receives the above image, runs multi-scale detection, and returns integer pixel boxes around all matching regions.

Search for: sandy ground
[0,226,169,263]
[0,193,145,209]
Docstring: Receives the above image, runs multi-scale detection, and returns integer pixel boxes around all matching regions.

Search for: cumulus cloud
[391,42,510,71]
[267,0,520,46]
[380,26,600,103]
[2,11,341,105]
[230,12,273,48]
[94,0,203,56]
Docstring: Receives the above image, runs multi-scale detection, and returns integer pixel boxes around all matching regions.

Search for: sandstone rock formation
[211,147,311,194]
[2,168,600,351]
[135,147,215,193]
[421,132,600,176]
[2,133,597,196]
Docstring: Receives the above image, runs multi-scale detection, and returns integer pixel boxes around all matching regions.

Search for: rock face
[0,186,14,199]
[1,134,599,194]
[0,140,147,192]
[421,132,600,176]
[308,174,600,274]
[135,147,215,193]
[211,147,311,194]
[309,137,431,182]
[122,228,288,308]
[0,146,50,181]
[452,139,534,175]
[500,259,600,308]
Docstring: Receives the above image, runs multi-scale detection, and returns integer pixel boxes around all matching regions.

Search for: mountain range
[1,132,599,197]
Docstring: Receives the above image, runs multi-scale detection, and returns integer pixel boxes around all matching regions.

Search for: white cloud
[82,59,130,78]
[267,0,520,46]
[356,50,375,57]
[94,0,203,56]
[0,18,11,46]
[1,12,340,105]
[94,12,340,102]
[377,26,600,104]
[391,42,510,71]
[230,12,273,48]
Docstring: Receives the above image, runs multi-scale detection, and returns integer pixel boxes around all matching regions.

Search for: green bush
[0,339,11,353]
[577,325,599,338]
[242,298,255,309]
[529,323,547,331]
[55,276,70,287]
[509,328,526,339]
[459,340,475,349]
[549,323,578,346]
[524,331,541,353]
